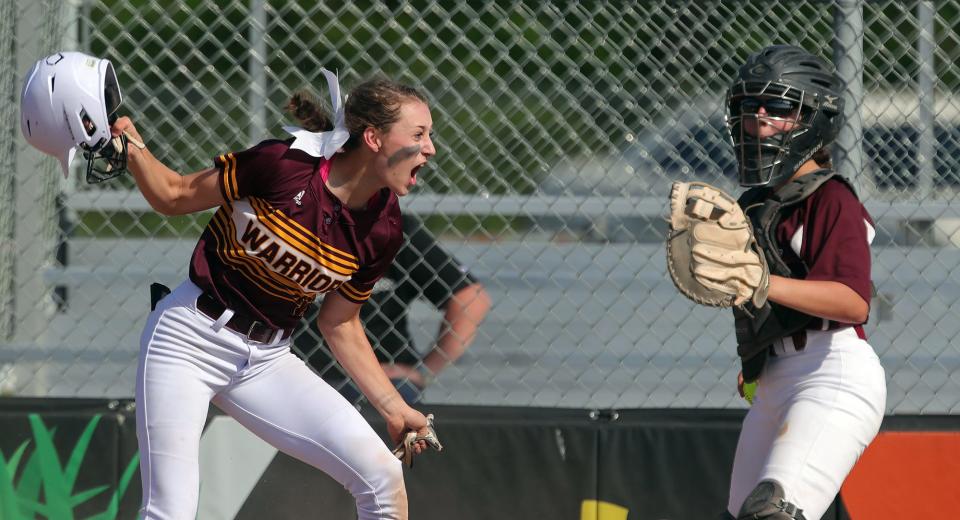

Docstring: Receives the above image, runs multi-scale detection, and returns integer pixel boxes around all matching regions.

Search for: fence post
[0,0,17,345]
[9,0,77,394]
[916,1,937,201]
[248,0,268,146]
[832,0,865,188]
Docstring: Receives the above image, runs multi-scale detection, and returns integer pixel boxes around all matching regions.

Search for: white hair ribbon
[284,68,349,159]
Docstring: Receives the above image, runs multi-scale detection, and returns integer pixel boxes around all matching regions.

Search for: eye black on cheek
[386,144,422,166]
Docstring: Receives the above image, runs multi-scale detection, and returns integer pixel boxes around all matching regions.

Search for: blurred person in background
[296,213,491,405]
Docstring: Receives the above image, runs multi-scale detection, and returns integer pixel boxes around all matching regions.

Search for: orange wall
[842,431,960,519]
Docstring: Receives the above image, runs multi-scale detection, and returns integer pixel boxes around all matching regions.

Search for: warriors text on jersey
[189,140,403,330]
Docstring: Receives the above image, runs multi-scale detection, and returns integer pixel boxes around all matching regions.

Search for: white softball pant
[726,327,886,520]
[136,280,406,519]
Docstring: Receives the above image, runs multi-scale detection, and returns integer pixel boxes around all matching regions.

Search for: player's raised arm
[111,116,224,216]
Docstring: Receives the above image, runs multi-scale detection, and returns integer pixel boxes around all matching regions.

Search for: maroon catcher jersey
[189,139,403,330]
[776,178,875,333]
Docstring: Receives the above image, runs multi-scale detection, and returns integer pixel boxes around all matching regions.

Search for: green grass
[71,210,524,240]
[74,211,210,239]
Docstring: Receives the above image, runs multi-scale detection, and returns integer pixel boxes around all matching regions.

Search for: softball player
[720,46,887,519]
[114,70,435,519]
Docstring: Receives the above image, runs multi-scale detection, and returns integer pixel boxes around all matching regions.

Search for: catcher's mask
[725,45,845,188]
[20,51,126,182]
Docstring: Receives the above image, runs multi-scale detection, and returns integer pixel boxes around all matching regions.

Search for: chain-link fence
[3,0,960,413]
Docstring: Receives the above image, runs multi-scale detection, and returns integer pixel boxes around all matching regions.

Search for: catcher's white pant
[136,280,407,520]
[726,327,886,520]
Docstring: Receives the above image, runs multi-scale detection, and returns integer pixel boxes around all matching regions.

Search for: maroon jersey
[776,178,875,330]
[189,139,403,330]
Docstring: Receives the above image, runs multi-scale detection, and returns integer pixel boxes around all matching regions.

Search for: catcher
[667,45,886,520]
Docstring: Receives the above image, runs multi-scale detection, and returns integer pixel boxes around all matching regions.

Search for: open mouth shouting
[387,144,427,189]
[410,162,427,186]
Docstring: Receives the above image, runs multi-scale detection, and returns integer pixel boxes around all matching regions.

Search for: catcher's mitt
[392,413,443,468]
[666,181,769,308]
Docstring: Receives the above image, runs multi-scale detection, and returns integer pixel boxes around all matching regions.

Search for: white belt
[771,332,806,357]
[770,327,859,357]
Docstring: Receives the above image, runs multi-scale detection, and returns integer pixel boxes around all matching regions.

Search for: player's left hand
[386,405,425,446]
[391,411,443,467]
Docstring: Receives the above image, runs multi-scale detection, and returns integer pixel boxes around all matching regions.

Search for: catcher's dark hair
[812,147,832,168]
[287,75,428,150]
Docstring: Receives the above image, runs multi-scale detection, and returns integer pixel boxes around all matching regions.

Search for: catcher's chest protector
[739,169,856,278]
[733,170,858,380]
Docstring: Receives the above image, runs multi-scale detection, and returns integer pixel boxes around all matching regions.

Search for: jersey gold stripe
[343,281,372,297]
[227,153,239,200]
[211,211,309,301]
[259,195,358,261]
[248,213,356,276]
[249,197,358,262]
[339,281,372,301]
[249,198,359,273]
[338,289,368,303]
[217,210,314,297]
[222,220,328,302]
[211,211,303,299]
[219,153,239,201]
[249,197,359,268]
[209,213,300,303]
[338,288,366,303]
[215,211,299,292]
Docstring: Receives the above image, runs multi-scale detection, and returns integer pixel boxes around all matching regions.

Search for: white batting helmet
[20,51,122,178]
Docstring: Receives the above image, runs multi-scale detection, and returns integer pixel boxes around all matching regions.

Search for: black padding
[150,282,171,311]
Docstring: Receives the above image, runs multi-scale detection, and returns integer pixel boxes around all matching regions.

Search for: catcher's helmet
[20,51,125,181]
[725,45,845,188]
